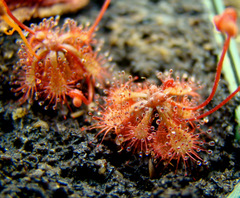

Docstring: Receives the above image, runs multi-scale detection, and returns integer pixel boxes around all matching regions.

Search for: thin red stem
[188,86,240,121]
[172,35,231,111]
[1,0,35,35]
[88,0,111,38]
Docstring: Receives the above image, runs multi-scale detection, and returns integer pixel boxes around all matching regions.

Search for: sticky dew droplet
[145,150,150,156]
[208,141,215,146]
[207,129,212,134]
[207,149,213,155]
[203,160,208,165]
[126,147,131,152]
[156,119,161,125]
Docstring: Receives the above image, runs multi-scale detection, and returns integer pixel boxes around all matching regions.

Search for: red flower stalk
[170,8,239,121]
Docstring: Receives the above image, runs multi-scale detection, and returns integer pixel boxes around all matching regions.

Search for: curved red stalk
[179,8,238,121]
[188,86,240,121]
[0,0,39,58]
[166,35,232,113]
[184,35,231,111]
[191,8,238,111]
[1,0,35,34]
[87,0,111,38]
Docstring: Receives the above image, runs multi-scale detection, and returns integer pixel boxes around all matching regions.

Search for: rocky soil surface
[0,0,240,197]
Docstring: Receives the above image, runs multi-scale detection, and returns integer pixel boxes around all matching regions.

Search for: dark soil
[0,0,240,197]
